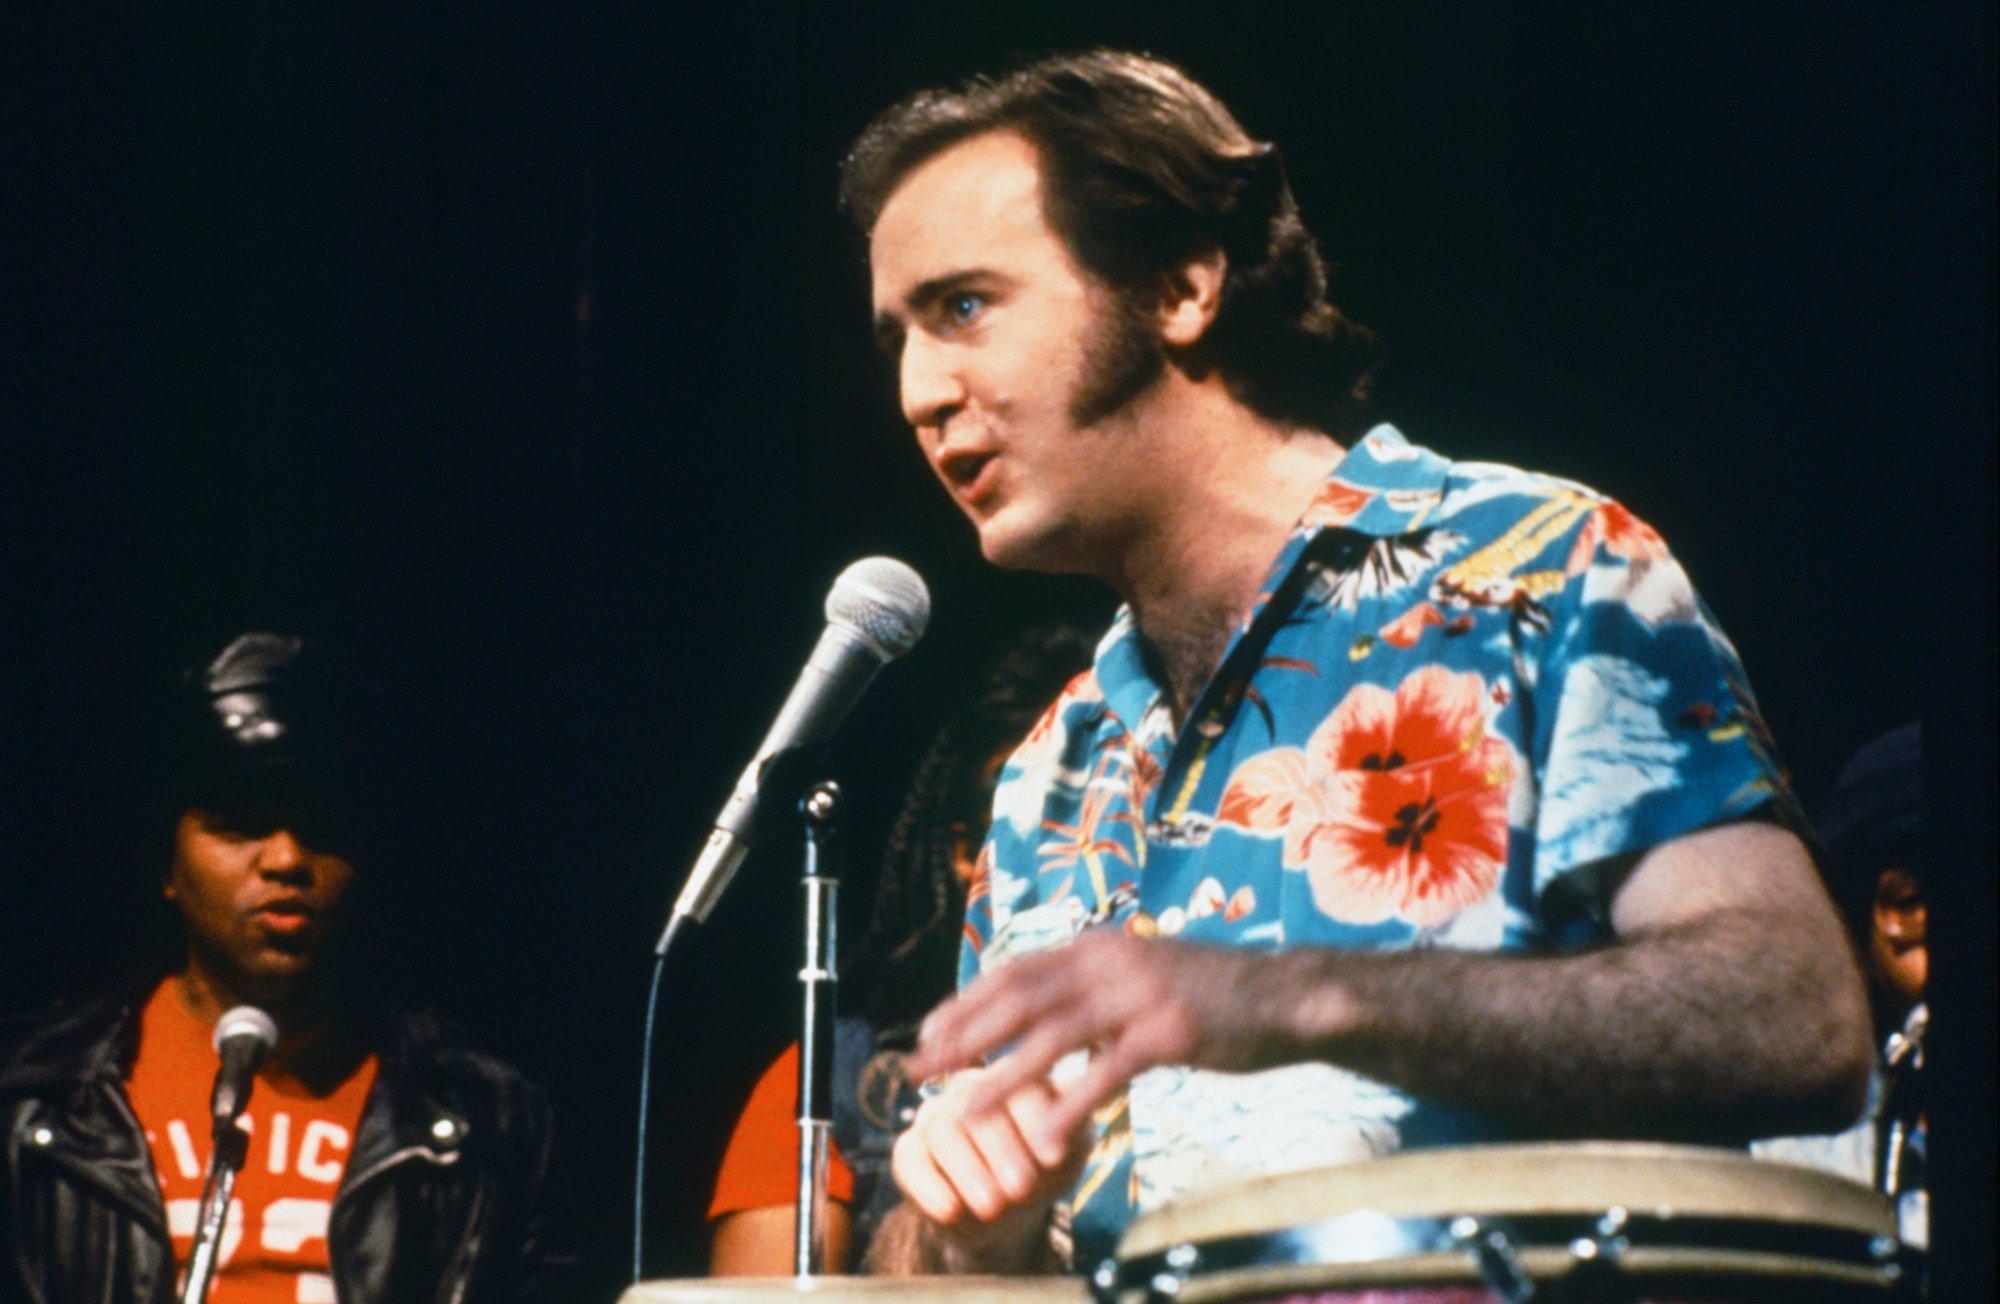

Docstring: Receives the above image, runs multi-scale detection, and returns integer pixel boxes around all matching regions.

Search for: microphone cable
[630,558,926,1281]
[632,916,683,1282]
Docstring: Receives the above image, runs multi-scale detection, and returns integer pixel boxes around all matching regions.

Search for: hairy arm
[912,819,1874,1159]
[1283,819,1873,1140]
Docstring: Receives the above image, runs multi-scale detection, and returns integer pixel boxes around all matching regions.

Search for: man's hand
[906,821,1872,1150]
[888,1065,1093,1271]
[906,931,1282,1158]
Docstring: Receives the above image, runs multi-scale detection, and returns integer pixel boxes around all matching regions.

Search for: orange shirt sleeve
[708,1041,855,1220]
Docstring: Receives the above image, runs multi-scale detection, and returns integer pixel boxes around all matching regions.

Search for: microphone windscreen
[212,1005,279,1057]
[825,557,930,660]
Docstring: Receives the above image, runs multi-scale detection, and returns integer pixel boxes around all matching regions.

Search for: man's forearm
[1268,907,1870,1142]
[910,824,1874,1182]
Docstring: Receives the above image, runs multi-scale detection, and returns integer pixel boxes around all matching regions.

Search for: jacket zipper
[441,1182,486,1304]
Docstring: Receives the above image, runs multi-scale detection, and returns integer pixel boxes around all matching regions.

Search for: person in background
[1758,722,1926,1249]
[708,624,1096,1275]
[0,631,571,1301]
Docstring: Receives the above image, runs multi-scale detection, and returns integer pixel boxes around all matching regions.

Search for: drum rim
[1097,1206,1909,1302]
[1115,1141,1897,1257]
[618,1276,1086,1301]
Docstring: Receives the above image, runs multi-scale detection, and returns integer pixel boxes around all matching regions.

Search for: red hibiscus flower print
[1299,479,1375,529]
[1216,666,1513,926]
[1011,670,1100,767]
[1566,501,1672,574]
[1014,702,1064,770]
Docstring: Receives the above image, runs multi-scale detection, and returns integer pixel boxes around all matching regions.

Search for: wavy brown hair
[842,49,1380,440]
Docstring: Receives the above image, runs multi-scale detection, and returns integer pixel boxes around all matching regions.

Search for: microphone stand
[793,780,841,1277]
[1877,1002,1926,1203]
[181,1119,250,1304]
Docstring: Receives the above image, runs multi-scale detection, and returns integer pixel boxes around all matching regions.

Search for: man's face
[869,131,1164,572]
[165,809,357,1004]
[1868,865,1925,1012]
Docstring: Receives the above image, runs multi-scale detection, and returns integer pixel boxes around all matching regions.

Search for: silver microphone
[209,1006,278,1138]
[658,557,929,952]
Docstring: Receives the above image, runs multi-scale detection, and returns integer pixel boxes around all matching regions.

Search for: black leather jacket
[0,989,571,1304]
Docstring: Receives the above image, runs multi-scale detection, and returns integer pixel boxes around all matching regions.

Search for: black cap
[1818,722,1921,887]
[168,632,385,845]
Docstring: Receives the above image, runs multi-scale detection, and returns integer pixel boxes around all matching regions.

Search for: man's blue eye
[948,293,983,323]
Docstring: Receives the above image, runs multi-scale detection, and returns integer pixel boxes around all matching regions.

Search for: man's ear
[1155,248,1228,347]
[163,810,194,900]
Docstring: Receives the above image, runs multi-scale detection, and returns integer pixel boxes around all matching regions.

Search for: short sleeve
[1528,502,1798,922]
[708,1042,855,1220]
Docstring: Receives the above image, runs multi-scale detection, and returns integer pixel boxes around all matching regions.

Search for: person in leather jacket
[0,632,572,1302]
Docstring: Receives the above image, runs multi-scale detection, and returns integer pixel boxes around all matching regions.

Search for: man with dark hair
[1758,722,1927,1247]
[0,632,570,1301]
[848,50,1874,1277]
[842,50,1378,445]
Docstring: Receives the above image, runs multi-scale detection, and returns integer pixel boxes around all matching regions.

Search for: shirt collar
[1090,424,1452,738]
[1306,423,1454,539]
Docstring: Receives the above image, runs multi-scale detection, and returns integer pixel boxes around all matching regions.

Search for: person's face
[165,809,357,1005]
[1868,865,1925,1012]
[869,131,1164,573]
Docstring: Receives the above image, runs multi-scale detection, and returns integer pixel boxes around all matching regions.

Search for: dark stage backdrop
[6,3,1992,1299]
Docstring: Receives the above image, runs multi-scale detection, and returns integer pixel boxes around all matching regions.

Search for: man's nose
[900,333,965,431]
[1883,902,1927,943]
[255,829,310,873]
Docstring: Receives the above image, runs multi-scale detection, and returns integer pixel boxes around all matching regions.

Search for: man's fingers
[911,936,1234,1167]
[895,1069,1075,1222]
[912,962,1065,1079]
[967,1106,1052,1208]
[1036,1041,1143,1154]
[961,1024,1136,1167]
[956,1019,1090,1123]
[913,934,1159,1079]
[919,1112,1014,1222]
[1000,1074,1092,1172]
[890,1129,968,1227]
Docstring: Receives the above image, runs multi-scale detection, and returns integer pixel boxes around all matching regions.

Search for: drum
[620,1277,1086,1304]
[1098,1143,1909,1303]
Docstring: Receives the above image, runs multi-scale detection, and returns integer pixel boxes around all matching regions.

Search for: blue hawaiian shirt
[960,425,1795,1265]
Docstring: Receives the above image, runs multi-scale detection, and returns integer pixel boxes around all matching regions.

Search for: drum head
[620,1277,1085,1304]
[1110,1142,1904,1302]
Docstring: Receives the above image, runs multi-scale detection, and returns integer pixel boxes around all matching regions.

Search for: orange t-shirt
[707,1041,855,1219]
[125,981,378,1304]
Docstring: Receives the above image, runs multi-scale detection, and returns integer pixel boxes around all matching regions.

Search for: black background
[5,3,1992,1298]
